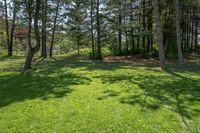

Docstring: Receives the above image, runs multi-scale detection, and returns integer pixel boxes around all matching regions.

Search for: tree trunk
[137,36,140,53]
[190,20,194,53]
[25,0,33,52]
[41,0,47,58]
[77,35,80,55]
[137,9,141,54]
[118,0,122,54]
[124,0,128,53]
[175,0,184,67]
[194,21,198,52]
[91,0,95,59]
[24,0,41,69]
[153,0,165,69]
[49,0,59,57]
[24,50,34,69]
[142,0,146,56]
[96,0,102,60]
[130,0,135,53]
[186,21,189,52]
[147,0,152,53]
[8,0,17,57]
[3,0,10,56]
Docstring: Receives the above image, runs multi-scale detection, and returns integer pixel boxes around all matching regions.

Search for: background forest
[0,0,200,132]
[0,0,199,69]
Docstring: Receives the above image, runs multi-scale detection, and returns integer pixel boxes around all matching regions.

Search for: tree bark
[8,0,17,57]
[142,0,146,56]
[130,0,135,53]
[194,21,198,52]
[91,0,95,59]
[41,0,47,58]
[24,0,41,69]
[118,0,122,54]
[49,0,59,57]
[24,50,34,69]
[175,0,184,67]
[96,0,102,60]
[3,0,10,56]
[77,34,80,55]
[153,0,165,69]
[147,0,153,53]
[190,20,194,53]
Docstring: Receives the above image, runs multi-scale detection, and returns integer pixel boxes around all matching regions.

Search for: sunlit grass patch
[0,55,199,133]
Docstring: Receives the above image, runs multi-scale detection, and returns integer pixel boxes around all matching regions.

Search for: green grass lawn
[0,55,200,133]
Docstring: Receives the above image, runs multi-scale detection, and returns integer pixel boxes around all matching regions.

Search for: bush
[0,47,7,57]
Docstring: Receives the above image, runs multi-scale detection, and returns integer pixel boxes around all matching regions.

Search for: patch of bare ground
[103,55,160,65]
[102,54,200,65]
[185,53,200,65]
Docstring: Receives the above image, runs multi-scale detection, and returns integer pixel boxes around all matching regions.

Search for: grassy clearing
[0,55,200,133]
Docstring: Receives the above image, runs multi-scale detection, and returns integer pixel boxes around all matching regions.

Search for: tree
[0,0,198,69]
[96,0,102,60]
[8,0,17,57]
[49,0,60,57]
[142,0,146,56]
[41,0,47,58]
[90,0,95,58]
[147,0,153,53]
[24,0,41,69]
[175,0,184,67]
[130,0,135,53]
[118,0,122,54]
[153,0,165,69]
[3,0,10,56]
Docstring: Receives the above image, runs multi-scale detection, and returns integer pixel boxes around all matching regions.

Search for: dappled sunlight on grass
[0,55,199,132]
[0,68,91,108]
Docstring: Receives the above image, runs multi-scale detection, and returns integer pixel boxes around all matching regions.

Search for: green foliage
[88,47,112,59]
[0,47,7,57]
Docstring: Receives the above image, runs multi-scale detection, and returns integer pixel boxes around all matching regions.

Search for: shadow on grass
[94,68,200,130]
[0,69,91,108]
[34,55,200,74]
[35,55,161,72]
[97,90,120,100]
[0,55,200,131]
[0,56,25,61]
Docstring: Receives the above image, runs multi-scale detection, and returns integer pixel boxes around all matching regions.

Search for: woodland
[0,0,200,132]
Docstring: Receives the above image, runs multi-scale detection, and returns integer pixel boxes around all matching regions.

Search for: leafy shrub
[0,47,7,57]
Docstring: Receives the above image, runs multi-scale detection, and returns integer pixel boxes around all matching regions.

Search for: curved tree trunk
[24,0,41,69]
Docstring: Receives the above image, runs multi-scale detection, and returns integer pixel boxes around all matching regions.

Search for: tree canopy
[0,0,199,69]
